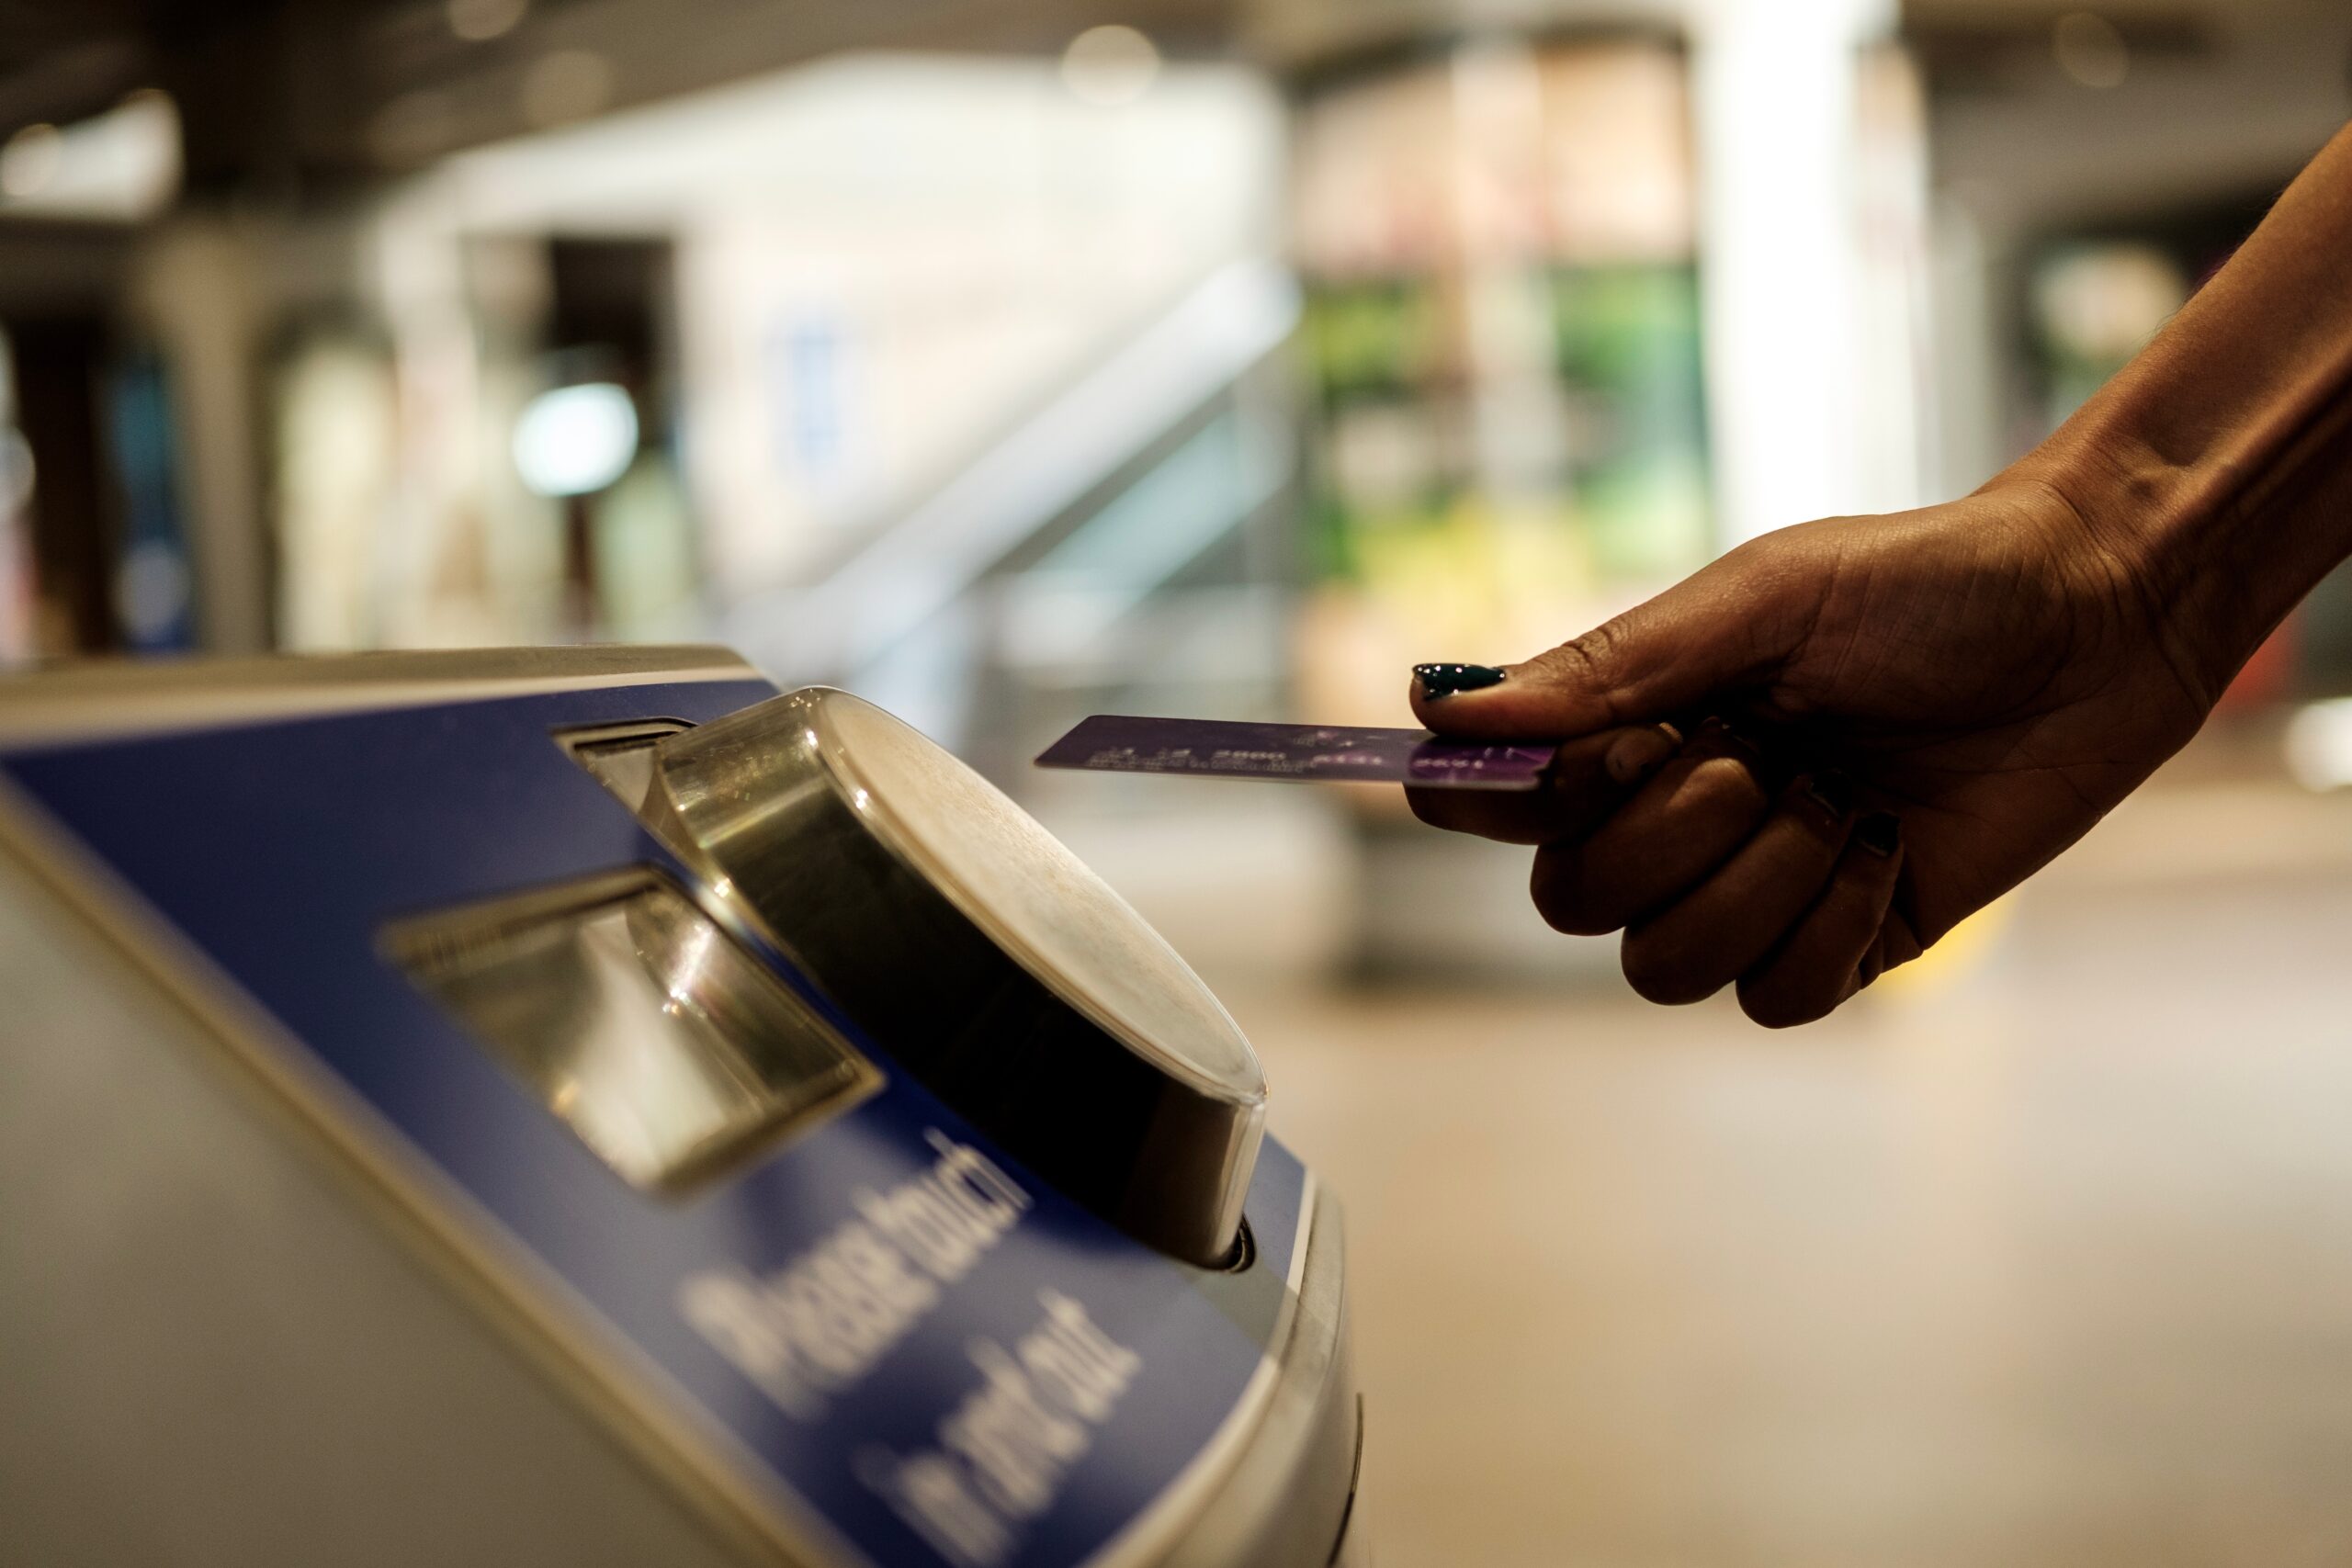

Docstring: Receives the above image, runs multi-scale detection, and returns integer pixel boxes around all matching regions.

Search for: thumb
[1409,551,1804,739]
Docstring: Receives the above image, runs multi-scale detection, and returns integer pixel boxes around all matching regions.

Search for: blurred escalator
[720,256,1305,780]
[718,256,1357,984]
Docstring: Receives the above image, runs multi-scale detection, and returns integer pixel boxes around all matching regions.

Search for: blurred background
[5,0,2352,1561]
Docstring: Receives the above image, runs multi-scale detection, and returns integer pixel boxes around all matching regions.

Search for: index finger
[1406,722,1681,845]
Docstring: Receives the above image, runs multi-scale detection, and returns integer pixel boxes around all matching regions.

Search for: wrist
[1999,389,2352,705]
[1977,123,2352,701]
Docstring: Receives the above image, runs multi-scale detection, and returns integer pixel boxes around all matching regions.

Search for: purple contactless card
[1035,715,1553,791]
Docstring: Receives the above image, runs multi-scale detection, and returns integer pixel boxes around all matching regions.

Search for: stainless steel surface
[384,869,881,1194]
[0,848,787,1568]
[561,718,697,819]
[1159,1185,1361,1568]
[0,644,760,744]
[648,685,1267,1267]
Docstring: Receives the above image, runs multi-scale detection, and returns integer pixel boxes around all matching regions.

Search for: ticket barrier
[0,648,1362,1568]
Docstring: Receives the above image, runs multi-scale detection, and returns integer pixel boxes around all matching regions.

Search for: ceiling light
[447,0,528,42]
[2284,700,2352,794]
[2053,13,2130,90]
[514,382,639,497]
[0,124,63,198]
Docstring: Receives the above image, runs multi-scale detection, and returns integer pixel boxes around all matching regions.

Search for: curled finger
[1531,717,1775,936]
[1619,772,1857,1005]
[1736,812,1905,1028]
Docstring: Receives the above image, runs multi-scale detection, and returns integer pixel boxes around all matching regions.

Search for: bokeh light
[447,0,529,43]
[513,382,639,497]
[2054,11,2132,90]
[1060,26,1159,107]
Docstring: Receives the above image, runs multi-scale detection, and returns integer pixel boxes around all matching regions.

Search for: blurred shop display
[270,330,400,650]
[0,315,196,665]
[107,351,196,653]
[268,219,694,650]
[0,339,30,666]
[1284,22,1944,979]
[1291,39,1711,727]
[2029,240,2189,431]
[0,89,187,666]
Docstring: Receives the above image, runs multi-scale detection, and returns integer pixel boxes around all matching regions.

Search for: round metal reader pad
[650,687,1266,1265]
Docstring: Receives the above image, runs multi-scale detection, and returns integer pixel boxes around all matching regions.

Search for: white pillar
[129,218,274,652]
[1690,0,1904,543]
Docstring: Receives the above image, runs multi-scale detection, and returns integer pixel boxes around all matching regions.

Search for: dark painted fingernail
[1857,811,1901,856]
[1414,662,1507,700]
[1804,771,1855,818]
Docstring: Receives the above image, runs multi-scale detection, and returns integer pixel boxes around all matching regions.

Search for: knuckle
[1530,621,1623,693]
[1679,753,1770,816]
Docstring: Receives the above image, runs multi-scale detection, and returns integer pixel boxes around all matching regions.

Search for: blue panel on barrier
[0,677,1306,1568]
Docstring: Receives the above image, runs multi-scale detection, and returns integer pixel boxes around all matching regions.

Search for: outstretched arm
[1407,121,2352,1025]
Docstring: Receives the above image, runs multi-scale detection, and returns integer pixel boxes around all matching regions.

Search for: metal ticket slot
[0,648,1362,1568]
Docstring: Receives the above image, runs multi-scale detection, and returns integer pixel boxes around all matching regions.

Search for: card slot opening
[382,867,880,1196]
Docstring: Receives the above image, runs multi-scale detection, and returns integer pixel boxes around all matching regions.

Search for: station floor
[1214,737,2352,1567]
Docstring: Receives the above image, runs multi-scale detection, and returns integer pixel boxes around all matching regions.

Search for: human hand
[1406,479,2225,1025]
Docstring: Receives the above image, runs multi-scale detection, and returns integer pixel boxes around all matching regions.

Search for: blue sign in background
[0,679,1306,1568]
